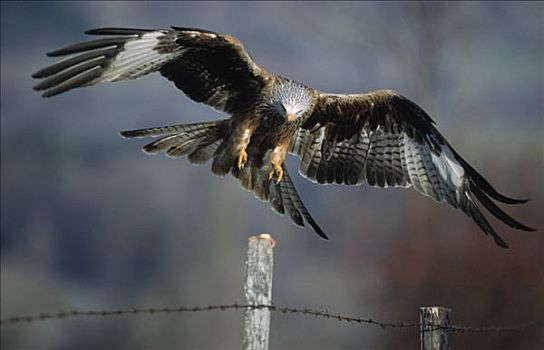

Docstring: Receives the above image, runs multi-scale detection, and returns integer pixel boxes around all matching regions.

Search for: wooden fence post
[420,306,451,350]
[243,234,276,350]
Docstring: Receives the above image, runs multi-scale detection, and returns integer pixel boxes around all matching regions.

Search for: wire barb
[1,303,542,333]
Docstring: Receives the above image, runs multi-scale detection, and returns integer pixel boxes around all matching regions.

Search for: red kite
[33,27,534,247]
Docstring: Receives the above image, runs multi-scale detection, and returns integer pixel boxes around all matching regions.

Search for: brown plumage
[32,27,534,247]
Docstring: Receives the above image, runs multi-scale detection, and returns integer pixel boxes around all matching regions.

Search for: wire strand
[2,303,542,333]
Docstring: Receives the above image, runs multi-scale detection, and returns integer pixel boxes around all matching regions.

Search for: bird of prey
[32,27,534,247]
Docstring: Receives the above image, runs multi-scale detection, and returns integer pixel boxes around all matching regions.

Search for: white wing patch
[100,32,181,82]
[431,146,465,195]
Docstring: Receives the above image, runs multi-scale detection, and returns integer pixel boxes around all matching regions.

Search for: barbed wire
[1,303,542,333]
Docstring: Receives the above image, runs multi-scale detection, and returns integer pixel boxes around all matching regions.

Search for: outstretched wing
[32,27,270,114]
[291,89,533,247]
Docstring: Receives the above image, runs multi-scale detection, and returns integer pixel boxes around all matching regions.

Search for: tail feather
[232,165,272,201]
[211,143,234,176]
[234,164,254,191]
[121,118,328,240]
[281,169,328,239]
[231,162,328,239]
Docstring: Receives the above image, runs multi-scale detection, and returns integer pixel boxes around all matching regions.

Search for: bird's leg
[267,143,288,183]
[268,162,284,183]
[237,149,248,169]
[230,121,255,169]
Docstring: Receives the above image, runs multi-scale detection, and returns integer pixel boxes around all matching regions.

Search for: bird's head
[265,80,314,124]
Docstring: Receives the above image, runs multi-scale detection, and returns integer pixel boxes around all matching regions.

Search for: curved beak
[286,113,296,122]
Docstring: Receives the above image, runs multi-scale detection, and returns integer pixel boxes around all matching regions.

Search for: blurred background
[1,2,543,349]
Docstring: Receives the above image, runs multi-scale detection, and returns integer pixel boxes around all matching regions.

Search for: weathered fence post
[420,306,451,350]
[243,233,275,350]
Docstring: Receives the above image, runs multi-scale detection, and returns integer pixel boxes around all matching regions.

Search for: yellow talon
[237,149,248,169]
[269,164,284,183]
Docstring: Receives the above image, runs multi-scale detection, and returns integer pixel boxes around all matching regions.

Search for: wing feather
[33,27,271,114]
[292,89,533,247]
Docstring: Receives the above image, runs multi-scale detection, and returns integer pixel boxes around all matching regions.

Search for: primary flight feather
[33,27,534,247]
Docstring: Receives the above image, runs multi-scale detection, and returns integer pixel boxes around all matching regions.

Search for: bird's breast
[249,120,296,153]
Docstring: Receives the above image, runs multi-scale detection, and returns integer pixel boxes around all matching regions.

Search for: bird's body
[33,26,534,247]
